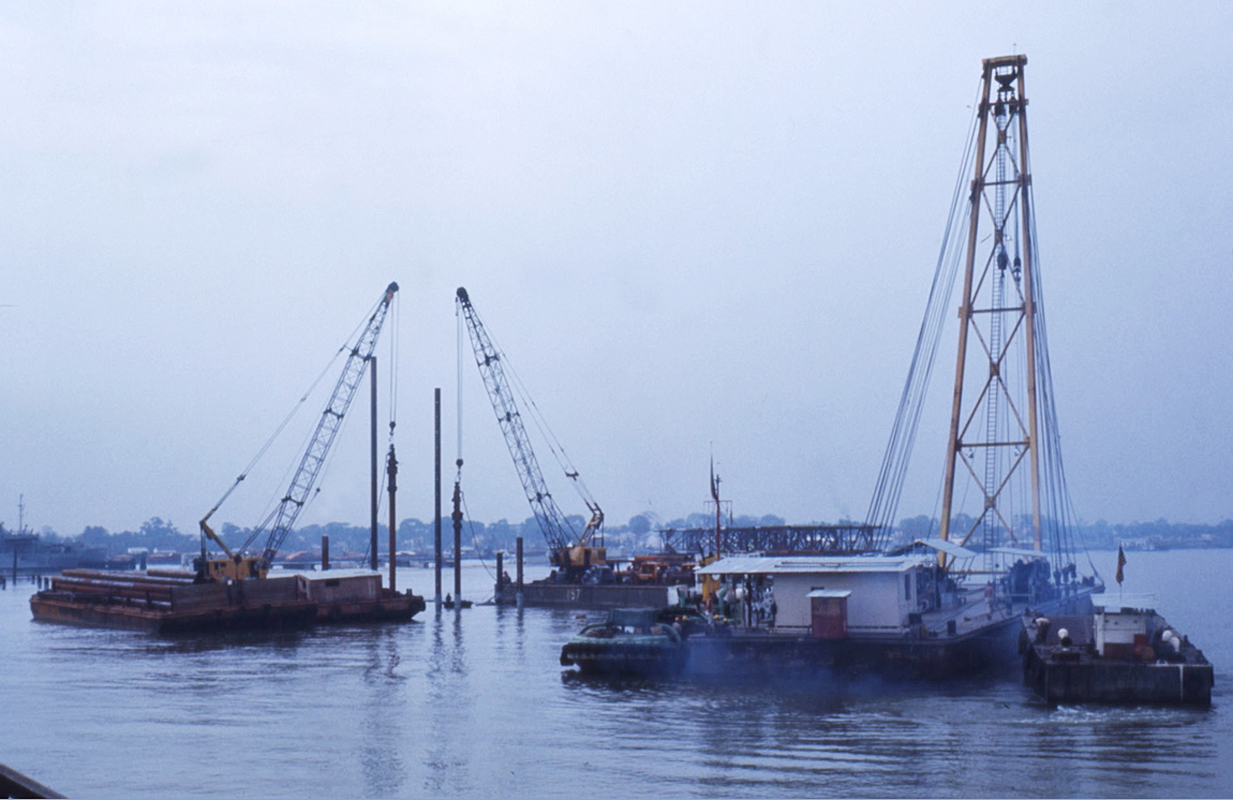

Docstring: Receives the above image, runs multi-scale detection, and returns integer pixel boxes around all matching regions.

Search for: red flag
[1115,544,1126,585]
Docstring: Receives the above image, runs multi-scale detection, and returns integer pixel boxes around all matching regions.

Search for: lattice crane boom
[455,287,604,573]
[198,282,399,581]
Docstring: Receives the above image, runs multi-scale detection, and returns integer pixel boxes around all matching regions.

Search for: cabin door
[810,594,848,639]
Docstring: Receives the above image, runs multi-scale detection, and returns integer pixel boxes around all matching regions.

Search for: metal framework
[455,287,603,561]
[200,282,399,576]
[256,282,400,566]
[661,524,879,558]
[939,55,1042,567]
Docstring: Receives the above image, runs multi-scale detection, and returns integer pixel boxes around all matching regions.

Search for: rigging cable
[236,289,392,555]
[864,76,984,539]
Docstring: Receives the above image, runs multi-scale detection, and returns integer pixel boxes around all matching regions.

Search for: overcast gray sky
[2,2,1230,539]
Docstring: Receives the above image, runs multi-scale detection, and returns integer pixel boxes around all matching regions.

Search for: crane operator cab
[195,554,268,583]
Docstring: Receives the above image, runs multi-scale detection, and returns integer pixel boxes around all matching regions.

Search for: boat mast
[939,55,1043,566]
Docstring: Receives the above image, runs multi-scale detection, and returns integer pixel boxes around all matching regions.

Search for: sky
[1,2,1231,540]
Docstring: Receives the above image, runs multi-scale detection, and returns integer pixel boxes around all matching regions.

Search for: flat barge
[1021,594,1213,706]
[493,551,695,609]
[30,568,424,633]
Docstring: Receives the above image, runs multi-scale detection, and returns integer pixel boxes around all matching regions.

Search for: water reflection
[359,627,408,797]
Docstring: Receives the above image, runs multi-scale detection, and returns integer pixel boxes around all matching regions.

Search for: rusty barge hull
[315,595,425,623]
[28,591,318,633]
[498,581,675,609]
[29,569,423,633]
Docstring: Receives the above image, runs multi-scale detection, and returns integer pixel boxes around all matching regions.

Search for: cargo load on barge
[1020,595,1213,706]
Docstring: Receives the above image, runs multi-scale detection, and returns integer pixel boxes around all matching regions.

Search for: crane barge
[30,282,424,632]
[196,281,399,582]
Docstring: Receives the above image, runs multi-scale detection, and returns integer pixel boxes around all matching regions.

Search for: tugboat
[559,608,689,676]
[1021,594,1213,706]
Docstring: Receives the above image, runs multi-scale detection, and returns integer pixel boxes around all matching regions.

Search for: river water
[1,549,1229,799]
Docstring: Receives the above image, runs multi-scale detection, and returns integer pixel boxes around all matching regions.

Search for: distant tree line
[895,514,1233,552]
[17,512,1233,558]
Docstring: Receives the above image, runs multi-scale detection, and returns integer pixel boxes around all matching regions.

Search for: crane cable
[477,313,599,513]
[235,289,393,554]
[204,342,348,548]
[864,75,984,540]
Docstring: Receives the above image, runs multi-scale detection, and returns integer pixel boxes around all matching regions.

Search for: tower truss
[939,55,1040,566]
[866,55,1082,577]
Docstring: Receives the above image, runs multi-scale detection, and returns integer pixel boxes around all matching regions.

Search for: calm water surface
[1,550,1229,798]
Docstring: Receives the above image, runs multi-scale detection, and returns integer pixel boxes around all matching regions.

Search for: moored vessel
[1021,594,1213,706]
[559,607,688,676]
[29,568,424,633]
[685,548,1095,681]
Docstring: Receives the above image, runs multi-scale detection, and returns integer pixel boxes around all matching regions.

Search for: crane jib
[455,286,605,578]
[198,282,399,582]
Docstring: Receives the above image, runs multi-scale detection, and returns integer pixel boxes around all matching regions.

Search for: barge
[1021,594,1213,706]
[684,550,1095,681]
[560,545,1097,682]
[29,568,424,633]
[498,580,678,609]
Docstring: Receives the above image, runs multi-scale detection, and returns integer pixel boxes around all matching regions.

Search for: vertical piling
[369,356,379,572]
[516,536,525,609]
[495,551,504,604]
[387,443,397,593]
[434,388,443,608]
[322,535,330,571]
[452,476,463,605]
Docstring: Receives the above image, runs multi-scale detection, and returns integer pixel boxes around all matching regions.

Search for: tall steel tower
[938,55,1042,568]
